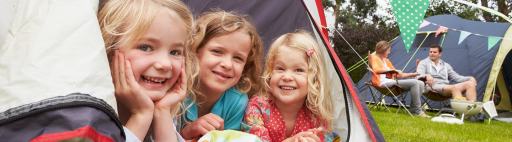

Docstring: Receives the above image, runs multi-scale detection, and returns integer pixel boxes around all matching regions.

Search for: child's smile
[140,75,169,89]
[278,85,297,96]
[120,9,187,101]
[212,70,233,81]
[269,46,309,104]
[197,30,251,95]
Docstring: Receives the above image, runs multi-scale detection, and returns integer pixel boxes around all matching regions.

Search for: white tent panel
[0,0,116,112]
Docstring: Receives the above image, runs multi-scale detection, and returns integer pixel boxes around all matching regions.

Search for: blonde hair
[190,10,264,100]
[262,31,333,129]
[98,0,194,116]
[375,40,390,55]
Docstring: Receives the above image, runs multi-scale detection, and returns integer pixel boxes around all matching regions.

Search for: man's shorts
[428,83,447,93]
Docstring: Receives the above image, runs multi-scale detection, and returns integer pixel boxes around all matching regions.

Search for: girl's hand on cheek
[113,51,154,115]
[155,67,188,111]
[112,51,154,140]
[181,113,224,140]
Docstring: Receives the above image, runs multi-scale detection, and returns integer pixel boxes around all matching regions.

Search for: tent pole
[401,33,430,71]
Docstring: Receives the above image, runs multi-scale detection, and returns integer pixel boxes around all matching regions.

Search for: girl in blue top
[179,11,264,140]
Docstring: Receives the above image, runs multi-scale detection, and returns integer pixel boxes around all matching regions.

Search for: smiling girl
[245,31,334,142]
[98,0,193,141]
[178,11,264,140]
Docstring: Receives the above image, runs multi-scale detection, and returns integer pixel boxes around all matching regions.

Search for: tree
[322,0,399,81]
[481,0,511,22]
[496,0,511,22]
[426,0,479,20]
[332,24,398,81]
[480,0,512,22]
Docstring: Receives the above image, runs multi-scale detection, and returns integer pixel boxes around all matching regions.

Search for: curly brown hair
[189,10,264,99]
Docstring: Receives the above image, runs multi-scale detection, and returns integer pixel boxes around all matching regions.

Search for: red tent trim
[306,1,377,141]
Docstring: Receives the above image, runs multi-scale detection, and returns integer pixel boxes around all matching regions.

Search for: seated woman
[369,41,429,118]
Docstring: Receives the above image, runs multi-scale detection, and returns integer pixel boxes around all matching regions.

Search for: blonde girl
[98,0,193,141]
[179,11,263,140]
[245,31,333,142]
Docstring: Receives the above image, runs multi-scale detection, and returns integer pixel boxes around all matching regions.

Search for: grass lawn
[370,108,512,142]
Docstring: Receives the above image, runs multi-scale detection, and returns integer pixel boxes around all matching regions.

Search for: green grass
[370,108,512,142]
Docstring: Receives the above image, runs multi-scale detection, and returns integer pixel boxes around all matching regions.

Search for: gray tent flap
[0,93,124,142]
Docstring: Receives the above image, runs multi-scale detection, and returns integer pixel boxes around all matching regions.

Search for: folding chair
[422,91,452,113]
[366,81,410,113]
[366,51,413,116]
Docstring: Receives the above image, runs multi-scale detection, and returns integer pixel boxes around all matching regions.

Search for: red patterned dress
[244,95,332,142]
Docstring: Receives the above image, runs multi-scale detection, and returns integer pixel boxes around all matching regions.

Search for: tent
[355,15,512,110]
[185,0,384,141]
[0,1,122,141]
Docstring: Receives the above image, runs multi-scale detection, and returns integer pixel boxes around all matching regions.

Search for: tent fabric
[0,93,124,142]
[185,0,384,142]
[0,0,116,112]
[356,15,511,109]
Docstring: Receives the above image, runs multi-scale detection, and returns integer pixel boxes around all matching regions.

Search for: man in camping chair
[417,44,477,102]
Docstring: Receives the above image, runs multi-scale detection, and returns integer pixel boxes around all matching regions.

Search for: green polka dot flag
[391,0,429,52]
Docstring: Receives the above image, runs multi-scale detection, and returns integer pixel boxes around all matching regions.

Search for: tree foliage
[323,0,398,81]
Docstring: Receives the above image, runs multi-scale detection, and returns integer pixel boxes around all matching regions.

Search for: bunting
[391,0,429,52]
[488,36,501,50]
[425,21,508,50]
[458,31,471,45]
[419,20,430,28]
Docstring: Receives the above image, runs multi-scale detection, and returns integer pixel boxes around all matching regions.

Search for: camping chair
[422,88,453,115]
[366,51,413,116]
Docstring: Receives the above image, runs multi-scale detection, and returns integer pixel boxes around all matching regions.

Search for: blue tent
[356,15,512,109]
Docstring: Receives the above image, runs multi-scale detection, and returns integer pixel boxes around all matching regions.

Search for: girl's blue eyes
[209,49,245,62]
[274,67,306,73]
[234,56,245,62]
[169,50,182,56]
[295,69,305,72]
[137,43,183,56]
[137,44,152,52]
[211,49,222,54]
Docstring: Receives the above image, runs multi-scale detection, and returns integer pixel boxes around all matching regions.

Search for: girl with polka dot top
[244,31,334,142]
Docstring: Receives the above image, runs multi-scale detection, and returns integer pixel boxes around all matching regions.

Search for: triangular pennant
[458,31,471,45]
[391,0,430,52]
[488,36,501,50]
[419,20,430,28]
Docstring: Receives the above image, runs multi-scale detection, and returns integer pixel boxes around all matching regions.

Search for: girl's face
[119,9,186,101]
[269,46,309,105]
[197,30,251,95]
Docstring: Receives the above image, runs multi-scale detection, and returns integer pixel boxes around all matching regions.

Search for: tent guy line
[425,21,512,41]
